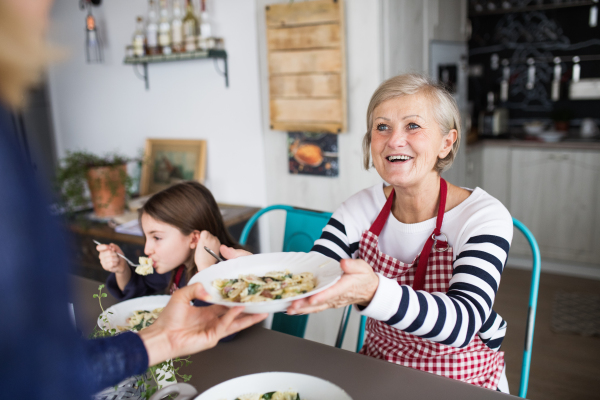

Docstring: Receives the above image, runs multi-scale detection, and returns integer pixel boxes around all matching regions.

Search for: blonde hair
[362,73,461,173]
[0,2,52,109]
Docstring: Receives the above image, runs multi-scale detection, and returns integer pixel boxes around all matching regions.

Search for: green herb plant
[89,285,192,399]
[55,150,138,215]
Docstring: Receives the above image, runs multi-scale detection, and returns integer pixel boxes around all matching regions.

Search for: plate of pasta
[187,252,342,314]
[97,295,171,332]
[194,372,352,400]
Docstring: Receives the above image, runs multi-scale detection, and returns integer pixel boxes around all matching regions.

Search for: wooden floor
[495,267,600,399]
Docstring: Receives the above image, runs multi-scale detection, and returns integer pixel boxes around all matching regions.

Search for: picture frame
[140,139,207,195]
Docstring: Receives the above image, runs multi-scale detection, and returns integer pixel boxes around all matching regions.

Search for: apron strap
[369,187,395,236]
[414,178,448,291]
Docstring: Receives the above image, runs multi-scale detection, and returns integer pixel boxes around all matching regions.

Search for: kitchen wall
[47,0,267,208]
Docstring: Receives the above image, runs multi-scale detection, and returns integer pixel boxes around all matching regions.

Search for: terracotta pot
[86,164,127,217]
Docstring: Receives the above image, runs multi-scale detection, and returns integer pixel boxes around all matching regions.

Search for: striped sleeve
[361,233,510,349]
[311,217,359,261]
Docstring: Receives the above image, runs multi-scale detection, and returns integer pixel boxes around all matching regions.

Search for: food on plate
[117,307,163,332]
[213,270,316,303]
[135,256,154,275]
[234,391,301,400]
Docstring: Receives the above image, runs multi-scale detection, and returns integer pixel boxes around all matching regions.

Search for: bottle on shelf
[146,0,160,55]
[198,0,212,50]
[171,0,184,53]
[158,0,172,55]
[132,16,146,57]
[182,0,199,52]
[478,91,508,137]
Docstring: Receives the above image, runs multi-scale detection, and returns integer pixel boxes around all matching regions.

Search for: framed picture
[140,139,207,195]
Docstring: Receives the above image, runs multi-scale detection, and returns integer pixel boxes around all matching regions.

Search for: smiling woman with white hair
[288,73,513,393]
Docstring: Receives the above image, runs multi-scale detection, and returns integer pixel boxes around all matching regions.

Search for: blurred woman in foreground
[0,2,266,399]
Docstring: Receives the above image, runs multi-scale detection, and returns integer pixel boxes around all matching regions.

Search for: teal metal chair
[336,218,541,399]
[239,205,333,338]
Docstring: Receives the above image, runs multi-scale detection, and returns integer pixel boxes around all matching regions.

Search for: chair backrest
[337,218,541,399]
[239,205,332,338]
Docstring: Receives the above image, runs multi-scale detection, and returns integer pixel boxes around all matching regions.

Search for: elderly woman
[288,74,512,393]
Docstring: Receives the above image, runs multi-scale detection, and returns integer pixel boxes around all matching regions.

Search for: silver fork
[93,240,141,267]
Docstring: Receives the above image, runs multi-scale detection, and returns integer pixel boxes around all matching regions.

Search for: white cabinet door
[509,149,600,263]
[481,146,511,209]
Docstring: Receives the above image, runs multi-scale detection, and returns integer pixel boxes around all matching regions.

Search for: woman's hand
[287,259,379,315]
[138,283,267,366]
[97,243,128,274]
[194,230,222,271]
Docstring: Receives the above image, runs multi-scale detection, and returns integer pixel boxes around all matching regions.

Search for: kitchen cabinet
[509,149,600,263]
[464,143,600,265]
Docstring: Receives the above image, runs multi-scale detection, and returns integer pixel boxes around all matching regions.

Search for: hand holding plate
[287,258,379,315]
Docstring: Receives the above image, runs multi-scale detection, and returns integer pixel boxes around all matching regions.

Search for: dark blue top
[0,106,148,399]
[107,266,172,300]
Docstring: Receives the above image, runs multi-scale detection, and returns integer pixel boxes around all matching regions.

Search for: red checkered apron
[359,178,504,390]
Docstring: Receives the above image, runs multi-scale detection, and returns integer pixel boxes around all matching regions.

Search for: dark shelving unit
[123,49,228,90]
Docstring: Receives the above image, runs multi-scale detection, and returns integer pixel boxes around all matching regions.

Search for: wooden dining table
[71,275,517,399]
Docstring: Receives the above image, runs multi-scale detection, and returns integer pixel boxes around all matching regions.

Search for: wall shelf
[469,0,597,17]
[123,49,228,90]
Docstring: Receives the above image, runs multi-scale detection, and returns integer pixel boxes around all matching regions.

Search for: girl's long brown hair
[140,181,242,290]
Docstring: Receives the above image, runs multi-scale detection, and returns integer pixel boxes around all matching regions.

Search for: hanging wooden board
[266,0,347,134]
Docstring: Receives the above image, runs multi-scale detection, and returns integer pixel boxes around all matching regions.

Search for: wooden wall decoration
[266,0,347,134]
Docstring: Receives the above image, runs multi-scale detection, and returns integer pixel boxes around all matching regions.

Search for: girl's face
[370,93,455,189]
[141,213,197,274]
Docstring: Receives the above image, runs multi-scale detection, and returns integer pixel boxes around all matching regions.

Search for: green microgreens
[89,284,192,399]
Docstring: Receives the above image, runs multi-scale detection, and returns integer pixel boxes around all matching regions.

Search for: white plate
[188,252,342,314]
[195,372,353,400]
[97,295,171,331]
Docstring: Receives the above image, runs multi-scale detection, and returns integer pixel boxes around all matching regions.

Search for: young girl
[97,181,242,300]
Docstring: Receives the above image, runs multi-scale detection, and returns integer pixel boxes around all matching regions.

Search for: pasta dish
[135,257,154,276]
[117,307,163,332]
[213,270,316,303]
[234,391,301,400]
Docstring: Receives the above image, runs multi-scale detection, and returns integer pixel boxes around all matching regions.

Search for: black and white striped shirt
[311,184,512,350]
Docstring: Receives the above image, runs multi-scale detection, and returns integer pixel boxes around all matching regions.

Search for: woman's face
[370,93,455,189]
[141,213,196,274]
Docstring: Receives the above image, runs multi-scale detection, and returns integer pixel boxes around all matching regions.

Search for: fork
[93,240,141,267]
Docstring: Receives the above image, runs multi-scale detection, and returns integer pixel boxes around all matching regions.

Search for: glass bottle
[171,0,184,53]
[132,16,146,57]
[146,0,160,55]
[158,0,172,55]
[198,0,212,50]
[182,0,198,52]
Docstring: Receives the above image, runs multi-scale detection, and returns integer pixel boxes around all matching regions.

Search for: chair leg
[335,305,352,348]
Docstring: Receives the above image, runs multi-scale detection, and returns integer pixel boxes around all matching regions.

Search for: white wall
[256,0,385,350]
[47,0,267,208]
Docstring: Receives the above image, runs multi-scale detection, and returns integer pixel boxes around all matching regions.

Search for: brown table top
[68,203,260,245]
[71,276,516,400]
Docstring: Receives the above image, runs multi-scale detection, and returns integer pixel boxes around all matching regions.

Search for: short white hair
[362,73,461,173]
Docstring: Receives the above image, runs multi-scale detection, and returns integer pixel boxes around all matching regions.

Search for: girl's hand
[96,243,128,274]
[194,230,222,271]
[220,244,252,260]
[287,258,379,315]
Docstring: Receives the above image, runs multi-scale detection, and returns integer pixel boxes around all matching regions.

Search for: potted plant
[55,150,136,217]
